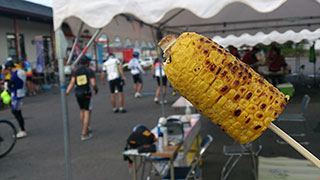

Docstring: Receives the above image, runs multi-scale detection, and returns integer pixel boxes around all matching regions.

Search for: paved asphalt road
[1,70,320,180]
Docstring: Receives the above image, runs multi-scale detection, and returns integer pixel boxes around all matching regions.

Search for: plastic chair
[276,94,311,144]
[162,135,213,180]
[221,141,262,180]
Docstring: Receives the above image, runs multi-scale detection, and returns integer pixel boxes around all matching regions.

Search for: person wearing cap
[3,58,13,85]
[101,53,127,113]
[66,56,98,141]
[5,59,27,138]
[128,51,146,98]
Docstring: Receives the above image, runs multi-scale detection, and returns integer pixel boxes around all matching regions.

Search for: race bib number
[76,75,87,86]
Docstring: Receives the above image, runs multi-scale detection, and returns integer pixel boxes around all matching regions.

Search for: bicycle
[0,119,17,158]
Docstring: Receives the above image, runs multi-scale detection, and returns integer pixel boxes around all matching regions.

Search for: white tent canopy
[213,29,320,48]
[53,0,320,47]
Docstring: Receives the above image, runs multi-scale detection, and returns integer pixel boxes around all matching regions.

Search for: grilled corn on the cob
[159,32,289,144]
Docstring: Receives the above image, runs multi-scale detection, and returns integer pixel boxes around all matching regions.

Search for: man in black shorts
[66,56,98,141]
[128,51,145,98]
[101,54,127,113]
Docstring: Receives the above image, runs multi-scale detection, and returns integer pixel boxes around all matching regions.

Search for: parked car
[140,56,154,68]
[122,62,129,71]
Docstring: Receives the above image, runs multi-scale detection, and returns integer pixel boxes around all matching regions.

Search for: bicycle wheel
[0,120,17,158]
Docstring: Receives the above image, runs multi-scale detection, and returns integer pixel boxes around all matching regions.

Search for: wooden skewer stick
[269,123,320,168]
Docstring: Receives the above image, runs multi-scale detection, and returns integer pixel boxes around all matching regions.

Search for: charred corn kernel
[246,104,258,114]
[225,89,237,99]
[159,32,290,144]
[242,115,254,127]
[237,86,248,97]
[236,110,249,123]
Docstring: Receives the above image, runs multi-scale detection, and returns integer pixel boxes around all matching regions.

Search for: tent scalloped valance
[53,0,286,30]
[212,28,320,48]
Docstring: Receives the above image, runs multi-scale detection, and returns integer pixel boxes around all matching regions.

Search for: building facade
[0,0,54,69]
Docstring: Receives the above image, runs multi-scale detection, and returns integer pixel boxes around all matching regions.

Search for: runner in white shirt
[101,54,127,113]
[152,57,167,104]
[128,51,146,98]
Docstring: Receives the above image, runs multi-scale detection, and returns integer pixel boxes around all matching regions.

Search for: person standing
[5,60,27,138]
[151,58,167,104]
[267,46,287,72]
[21,57,36,96]
[266,46,287,85]
[66,56,98,141]
[3,58,13,86]
[241,47,260,71]
[128,51,145,98]
[101,54,127,113]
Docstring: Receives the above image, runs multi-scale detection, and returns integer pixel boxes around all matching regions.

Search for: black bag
[127,125,156,149]
[137,144,156,153]
[123,125,156,163]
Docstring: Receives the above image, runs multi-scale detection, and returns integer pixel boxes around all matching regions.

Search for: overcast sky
[25,0,52,7]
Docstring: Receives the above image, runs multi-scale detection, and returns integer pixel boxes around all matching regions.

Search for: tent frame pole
[313,60,316,86]
[159,56,165,117]
[67,22,84,65]
[72,28,102,68]
[295,43,300,73]
[312,41,317,86]
[55,28,72,180]
[154,28,165,117]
